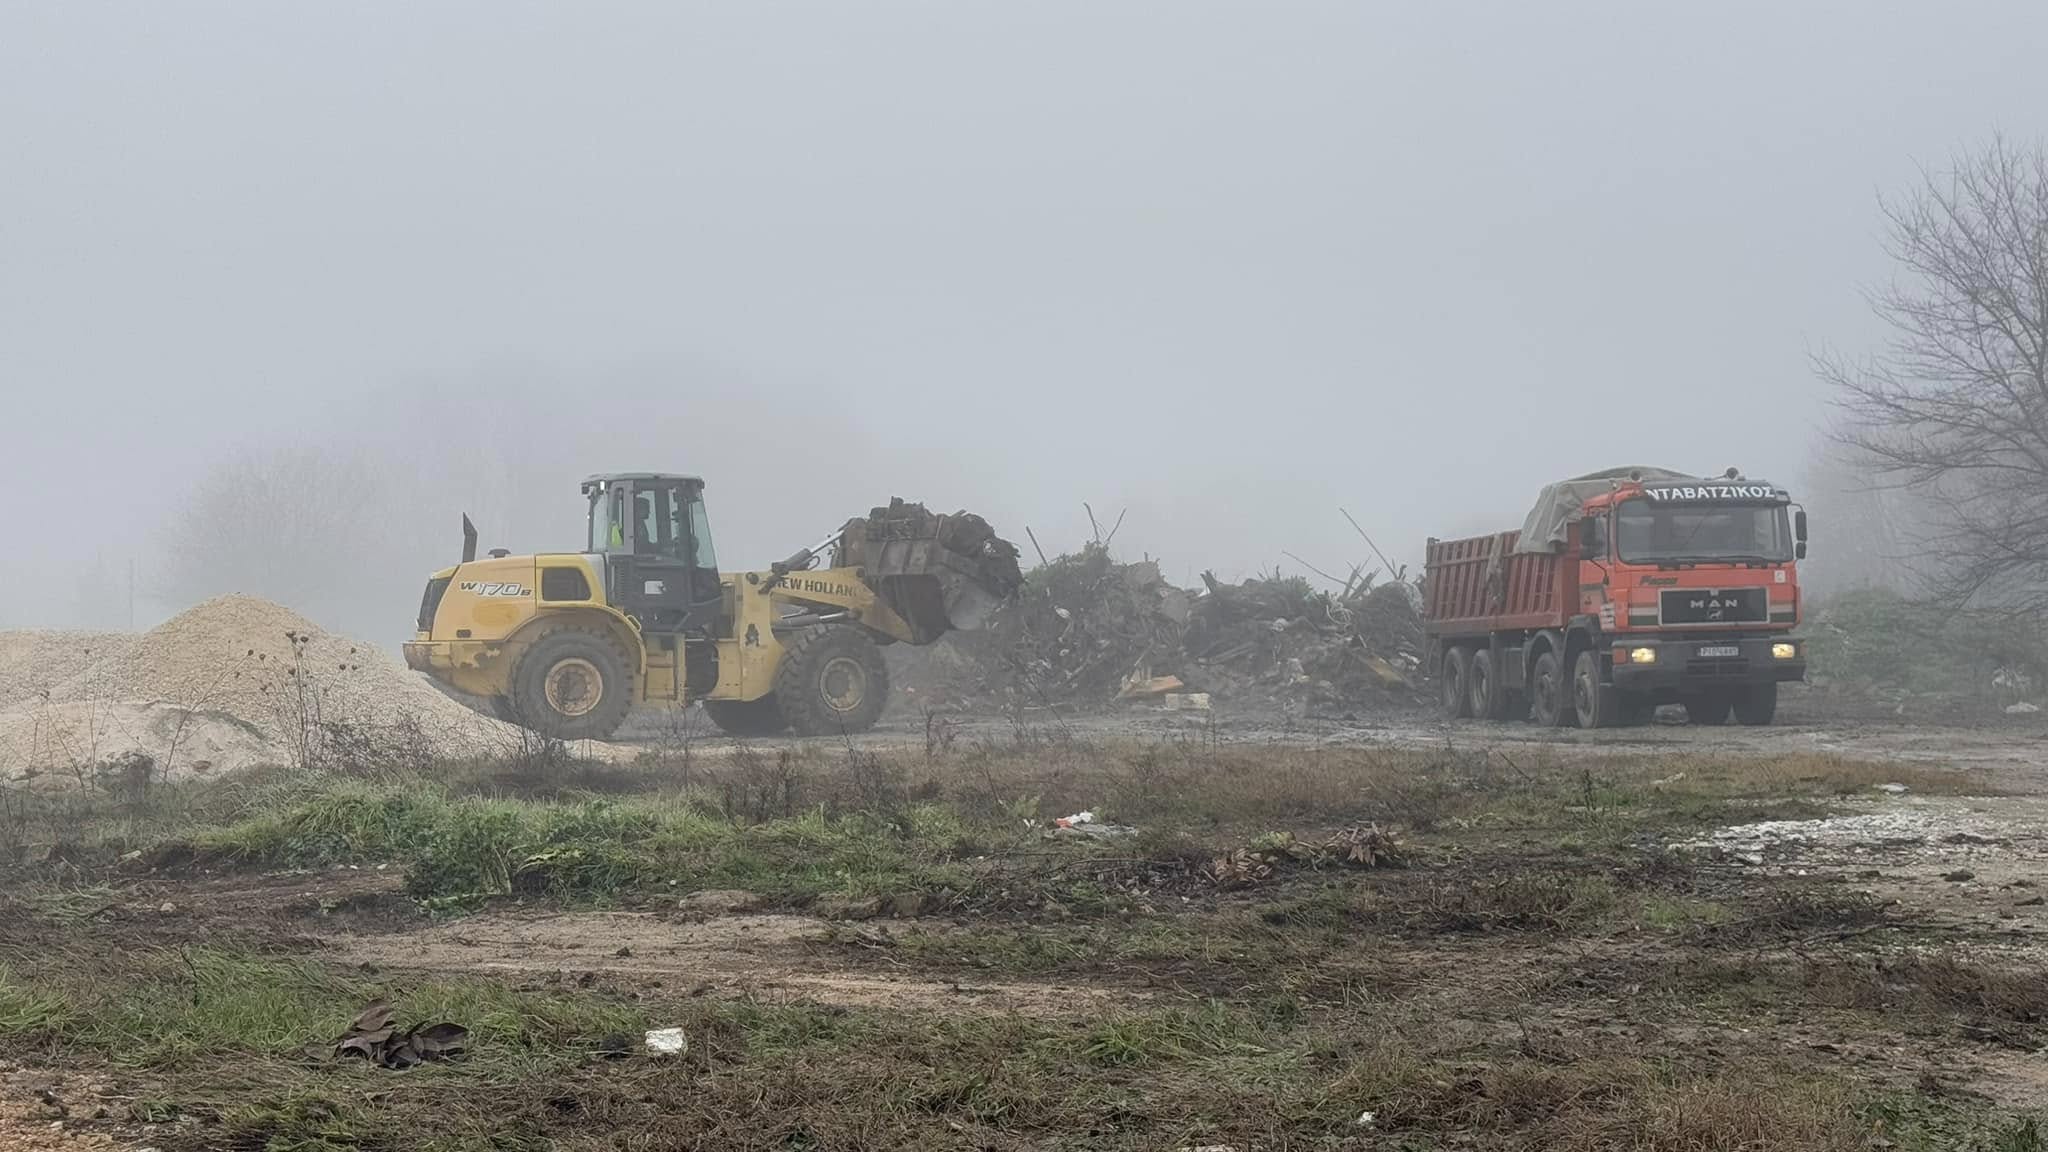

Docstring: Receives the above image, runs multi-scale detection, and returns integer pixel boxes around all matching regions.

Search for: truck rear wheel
[1572,650,1618,729]
[1683,693,1733,726]
[702,696,790,737]
[1733,682,1778,726]
[775,624,890,736]
[510,628,634,741]
[1441,647,1474,720]
[1469,648,1522,720]
[1530,650,1573,727]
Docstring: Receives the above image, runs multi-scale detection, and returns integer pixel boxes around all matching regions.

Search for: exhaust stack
[461,514,478,563]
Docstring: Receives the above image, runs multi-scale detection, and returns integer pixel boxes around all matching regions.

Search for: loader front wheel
[511,629,634,741]
[702,696,790,737]
[775,625,889,736]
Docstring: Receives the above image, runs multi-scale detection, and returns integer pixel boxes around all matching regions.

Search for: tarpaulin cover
[1514,467,1697,554]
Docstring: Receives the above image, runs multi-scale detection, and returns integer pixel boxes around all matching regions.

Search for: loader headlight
[1627,647,1658,665]
[1772,643,1799,660]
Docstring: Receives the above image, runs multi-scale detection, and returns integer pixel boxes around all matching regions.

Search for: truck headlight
[1772,643,1798,660]
[1628,647,1657,665]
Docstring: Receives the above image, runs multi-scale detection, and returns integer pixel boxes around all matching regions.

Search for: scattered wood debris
[1210,824,1405,888]
[333,1001,469,1069]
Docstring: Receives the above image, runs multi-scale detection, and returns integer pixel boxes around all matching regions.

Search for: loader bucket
[839,500,1023,643]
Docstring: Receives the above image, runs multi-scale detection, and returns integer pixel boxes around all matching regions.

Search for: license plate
[1697,645,1740,658]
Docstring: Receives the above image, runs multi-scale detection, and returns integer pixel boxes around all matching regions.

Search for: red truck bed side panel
[1423,531,1572,636]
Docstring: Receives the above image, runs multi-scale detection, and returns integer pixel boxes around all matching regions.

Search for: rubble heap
[1182,571,1424,713]
[988,546,1192,702]
[966,545,1426,717]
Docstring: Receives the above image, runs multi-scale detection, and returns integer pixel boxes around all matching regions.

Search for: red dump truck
[1423,467,1808,727]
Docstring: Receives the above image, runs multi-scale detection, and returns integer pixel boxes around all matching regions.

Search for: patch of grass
[1384,873,1621,935]
[174,786,1003,906]
[0,964,75,1037]
[1636,893,1731,930]
[0,947,648,1074]
[1865,1093,2048,1152]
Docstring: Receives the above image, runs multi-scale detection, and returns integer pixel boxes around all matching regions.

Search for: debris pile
[0,596,529,784]
[1179,571,1424,713]
[961,544,1425,717]
[834,499,1024,640]
[1210,824,1405,888]
[334,1000,469,1069]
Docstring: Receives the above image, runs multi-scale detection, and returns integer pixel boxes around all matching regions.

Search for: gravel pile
[0,630,136,710]
[0,596,527,782]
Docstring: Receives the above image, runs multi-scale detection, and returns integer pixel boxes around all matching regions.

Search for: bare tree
[159,444,408,639]
[1824,138,2048,614]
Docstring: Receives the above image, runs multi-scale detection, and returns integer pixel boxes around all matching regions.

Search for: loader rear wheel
[511,629,634,741]
[775,625,889,736]
[702,696,790,737]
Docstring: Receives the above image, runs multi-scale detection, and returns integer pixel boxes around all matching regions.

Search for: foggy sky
[5,2,2045,640]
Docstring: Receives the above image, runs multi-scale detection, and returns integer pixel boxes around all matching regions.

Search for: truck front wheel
[1441,647,1473,720]
[1733,682,1778,726]
[1530,650,1573,727]
[1572,650,1618,729]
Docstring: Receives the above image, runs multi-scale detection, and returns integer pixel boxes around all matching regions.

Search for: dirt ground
[6,708,2048,1150]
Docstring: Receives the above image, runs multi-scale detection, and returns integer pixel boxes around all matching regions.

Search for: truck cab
[1573,482,1807,720]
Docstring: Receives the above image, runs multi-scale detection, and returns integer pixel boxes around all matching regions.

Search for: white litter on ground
[1682,798,2048,869]
[643,1028,689,1056]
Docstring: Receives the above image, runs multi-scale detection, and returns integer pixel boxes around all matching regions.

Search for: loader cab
[582,473,724,633]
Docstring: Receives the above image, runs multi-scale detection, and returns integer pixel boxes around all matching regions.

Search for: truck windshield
[1615,500,1792,564]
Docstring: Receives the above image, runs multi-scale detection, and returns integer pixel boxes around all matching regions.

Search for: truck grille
[1659,587,1766,625]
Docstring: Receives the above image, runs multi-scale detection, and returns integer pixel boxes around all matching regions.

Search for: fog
[4,2,2044,643]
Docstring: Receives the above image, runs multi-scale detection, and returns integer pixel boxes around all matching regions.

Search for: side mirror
[1795,541,1808,561]
[1794,509,1808,544]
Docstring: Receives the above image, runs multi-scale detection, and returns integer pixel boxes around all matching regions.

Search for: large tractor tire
[1440,647,1473,720]
[1530,649,1574,727]
[1733,682,1778,726]
[510,628,635,741]
[1682,693,1733,726]
[1572,650,1619,729]
[702,696,790,737]
[774,625,890,736]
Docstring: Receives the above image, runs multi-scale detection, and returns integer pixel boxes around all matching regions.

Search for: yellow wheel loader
[402,474,1020,740]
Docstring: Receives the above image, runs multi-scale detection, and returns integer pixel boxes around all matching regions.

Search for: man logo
[1690,595,1738,621]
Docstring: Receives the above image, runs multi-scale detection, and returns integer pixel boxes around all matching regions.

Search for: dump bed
[1423,530,1574,637]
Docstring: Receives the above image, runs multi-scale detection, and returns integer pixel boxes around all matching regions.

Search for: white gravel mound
[0,596,530,783]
